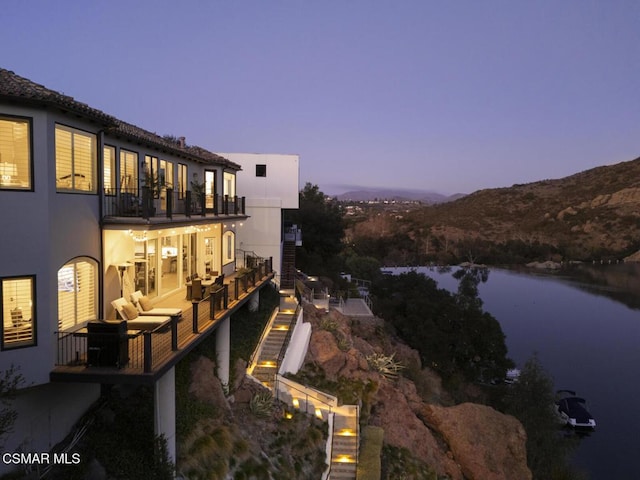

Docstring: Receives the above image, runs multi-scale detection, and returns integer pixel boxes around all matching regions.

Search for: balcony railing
[54,258,274,381]
[102,187,246,220]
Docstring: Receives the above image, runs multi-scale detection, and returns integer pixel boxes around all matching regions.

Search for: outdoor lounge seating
[130,291,182,319]
[111,297,172,330]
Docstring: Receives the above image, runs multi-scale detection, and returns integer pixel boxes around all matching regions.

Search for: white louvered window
[58,259,98,331]
[104,145,116,195]
[0,117,31,190]
[55,124,96,193]
[1,276,35,349]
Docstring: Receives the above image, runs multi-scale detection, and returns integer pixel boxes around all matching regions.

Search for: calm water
[387,264,640,480]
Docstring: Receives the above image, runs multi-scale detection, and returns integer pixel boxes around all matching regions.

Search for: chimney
[178,136,186,148]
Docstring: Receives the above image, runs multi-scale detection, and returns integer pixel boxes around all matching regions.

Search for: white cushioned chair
[111,297,172,330]
[130,291,182,318]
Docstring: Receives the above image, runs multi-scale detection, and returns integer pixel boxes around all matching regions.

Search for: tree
[288,183,345,277]
[504,356,584,480]
[0,365,24,449]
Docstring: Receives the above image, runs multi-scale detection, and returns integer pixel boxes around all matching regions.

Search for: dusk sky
[2,1,639,195]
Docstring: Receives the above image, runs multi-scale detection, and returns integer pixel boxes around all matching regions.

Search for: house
[0,68,298,475]
[219,152,300,291]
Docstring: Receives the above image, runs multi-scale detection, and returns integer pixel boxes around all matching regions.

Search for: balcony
[102,187,246,223]
[51,258,273,385]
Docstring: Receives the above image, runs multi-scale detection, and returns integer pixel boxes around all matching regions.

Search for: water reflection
[385,264,640,479]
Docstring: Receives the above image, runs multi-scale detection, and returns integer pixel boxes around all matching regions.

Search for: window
[223,171,235,197]
[143,155,159,197]
[223,230,235,262]
[256,164,267,177]
[103,145,116,195]
[178,163,187,199]
[0,116,31,190]
[55,124,96,193]
[160,159,173,189]
[58,258,98,331]
[1,276,35,349]
[120,150,138,193]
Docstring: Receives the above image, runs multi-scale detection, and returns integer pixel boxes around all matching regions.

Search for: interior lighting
[292,398,300,408]
[314,408,323,419]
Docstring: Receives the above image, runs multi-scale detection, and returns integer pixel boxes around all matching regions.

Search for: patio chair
[130,291,182,319]
[111,297,171,330]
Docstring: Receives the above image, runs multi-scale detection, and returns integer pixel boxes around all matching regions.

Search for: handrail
[247,306,280,371]
[275,305,300,369]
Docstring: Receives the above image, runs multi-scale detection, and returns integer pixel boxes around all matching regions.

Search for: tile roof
[0,68,240,170]
[0,68,116,125]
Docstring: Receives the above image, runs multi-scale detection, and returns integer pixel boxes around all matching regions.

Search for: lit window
[58,258,98,331]
[1,276,35,349]
[178,164,187,199]
[120,150,138,193]
[55,125,96,193]
[0,116,31,190]
[256,164,267,177]
[103,145,116,195]
[223,172,235,197]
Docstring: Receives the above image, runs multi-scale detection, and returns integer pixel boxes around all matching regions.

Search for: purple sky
[2,1,639,195]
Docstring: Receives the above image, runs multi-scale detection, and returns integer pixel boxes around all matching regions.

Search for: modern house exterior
[0,68,298,476]
[219,152,300,289]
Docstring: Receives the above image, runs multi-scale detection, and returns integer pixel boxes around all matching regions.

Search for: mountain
[333,187,463,204]
[351,157,640,262]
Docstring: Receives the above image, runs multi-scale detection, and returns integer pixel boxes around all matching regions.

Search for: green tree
[288,183,345,277]
[504,356,584,480]
[370,271,512,384]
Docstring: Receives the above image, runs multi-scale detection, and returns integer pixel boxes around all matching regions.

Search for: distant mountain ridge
[334,188,464,204]
[351,156,640,262]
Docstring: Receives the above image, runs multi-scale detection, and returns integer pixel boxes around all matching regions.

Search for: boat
[555,390,596,429]
[504,368,520,384]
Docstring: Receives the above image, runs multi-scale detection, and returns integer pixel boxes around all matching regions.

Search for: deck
[50,264,274,385]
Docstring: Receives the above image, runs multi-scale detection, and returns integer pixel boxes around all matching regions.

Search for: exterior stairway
[249,311,295,388]
[329,412,359,479]
[280,239,296,290]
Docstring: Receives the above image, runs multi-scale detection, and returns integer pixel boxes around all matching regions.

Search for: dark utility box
[87,320,129,368]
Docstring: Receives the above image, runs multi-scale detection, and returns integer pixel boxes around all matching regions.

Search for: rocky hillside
[360,157,640,261]
[298,304,531,480]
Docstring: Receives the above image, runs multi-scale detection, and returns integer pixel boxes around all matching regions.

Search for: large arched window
[58,257,98,331]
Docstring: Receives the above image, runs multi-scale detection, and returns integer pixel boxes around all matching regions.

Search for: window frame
[57,257,98,332]
[1,275,36,350]
[103,144,116,196]
[255,164,267,177]
[0,115,33,191]
[178,163,187,199]
[120,149,139,194]
[55,123,97,194]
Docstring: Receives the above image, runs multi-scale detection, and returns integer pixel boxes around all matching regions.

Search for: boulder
[421,403,532,480]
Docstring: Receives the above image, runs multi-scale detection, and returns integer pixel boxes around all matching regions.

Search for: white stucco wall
[220,153,299,209]
[218,153,299,283]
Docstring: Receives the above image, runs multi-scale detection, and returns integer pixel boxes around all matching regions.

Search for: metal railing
[55,259,275,375]
[102,187,246,220]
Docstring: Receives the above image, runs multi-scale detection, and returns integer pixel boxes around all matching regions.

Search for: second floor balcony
[102,187,246,223]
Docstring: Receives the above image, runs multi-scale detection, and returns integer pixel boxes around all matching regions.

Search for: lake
[386,264,640,480]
